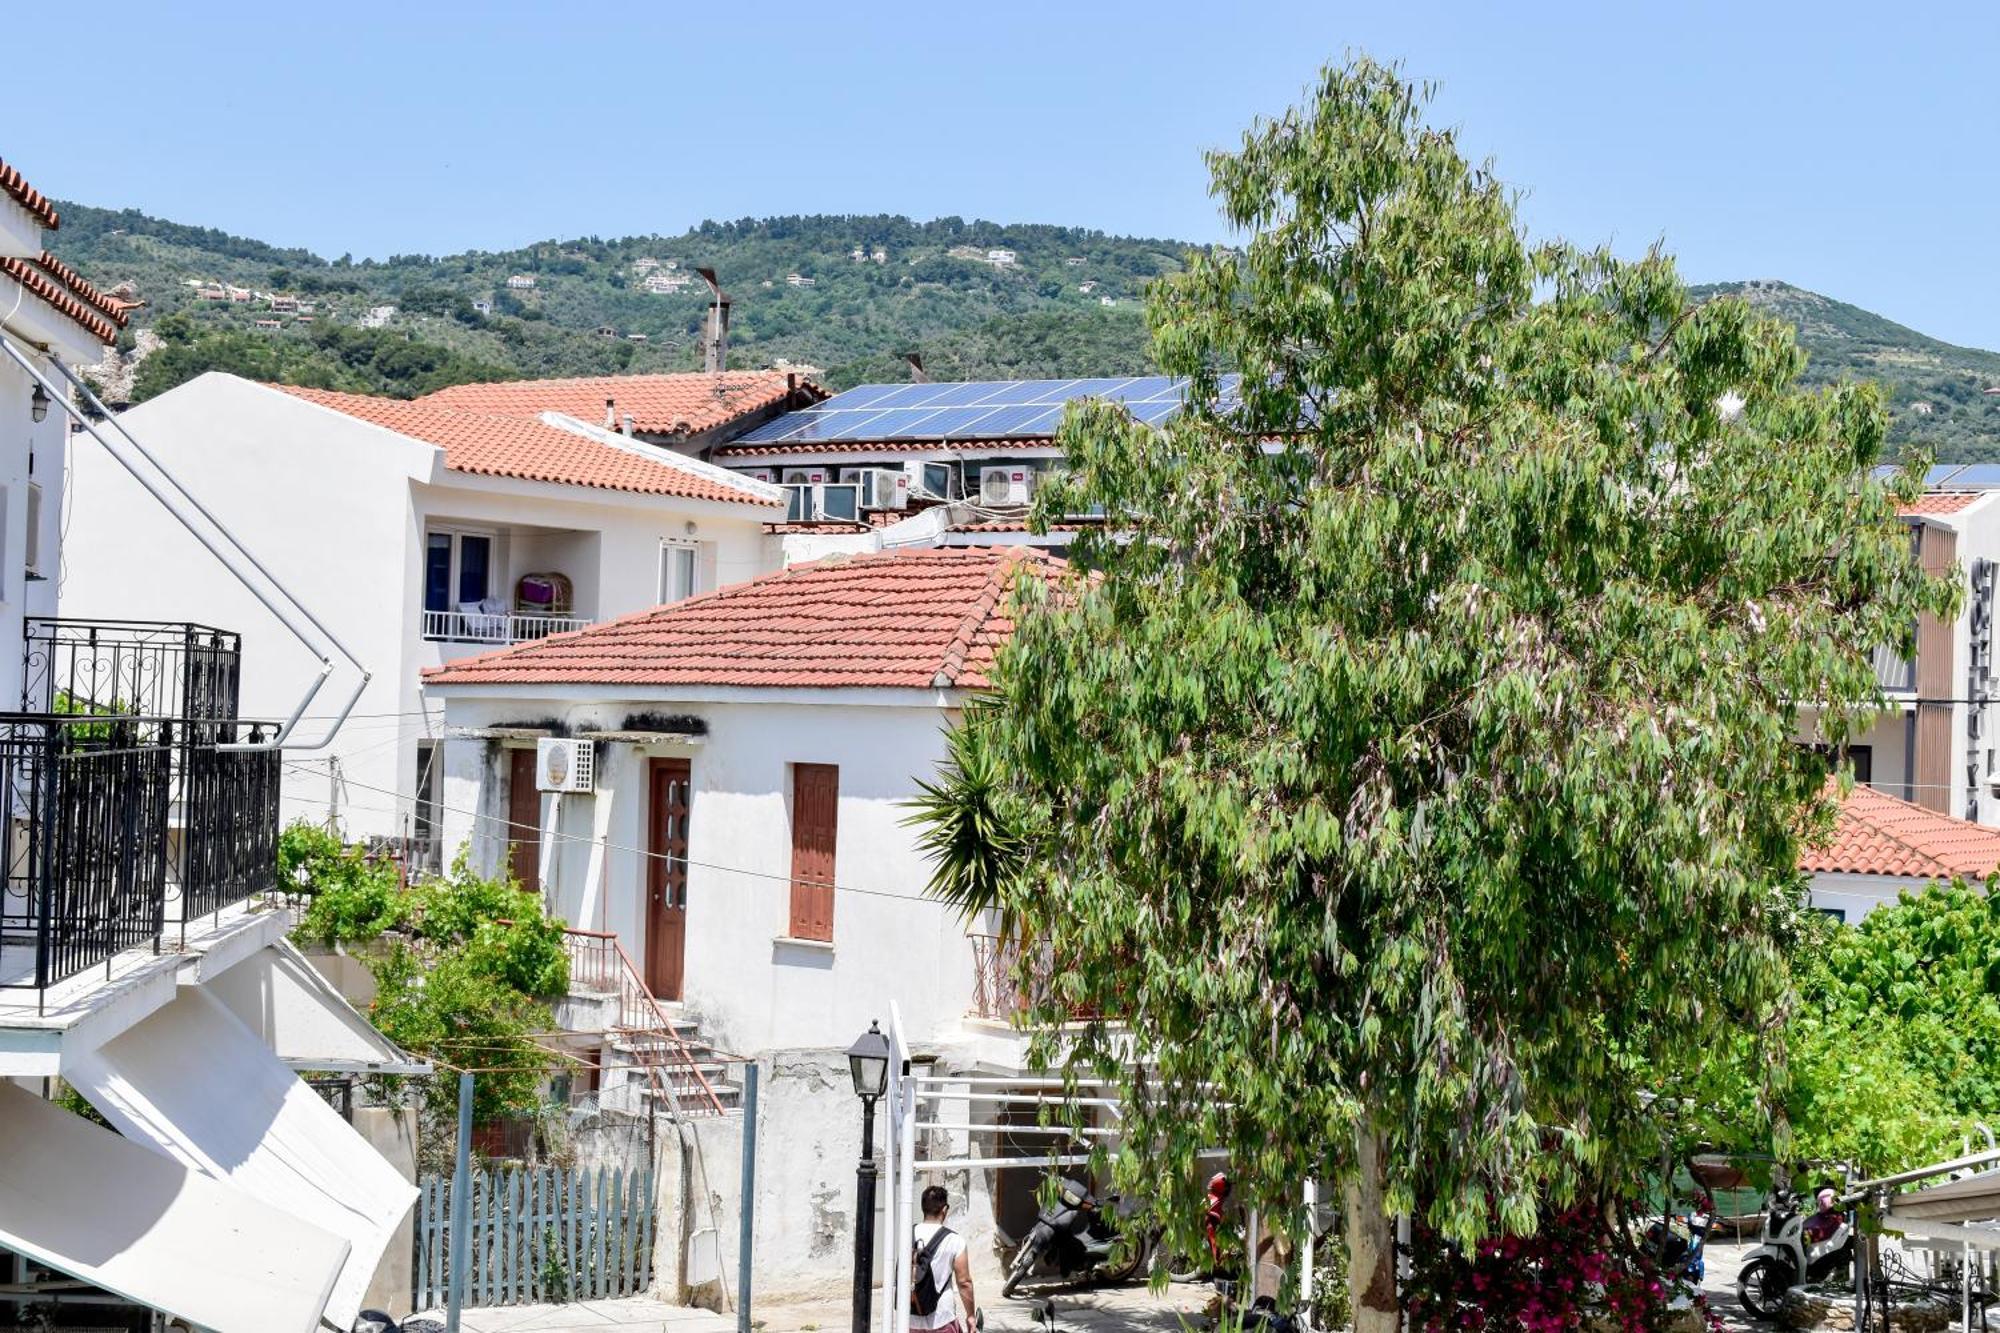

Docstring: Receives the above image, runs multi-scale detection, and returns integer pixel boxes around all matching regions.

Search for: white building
[506,273,537,290]
[422,546,1058,1057]
[985,248,1017,267]
[0,154,417,1333]
[1805,782,2000,921]
[61,373,791,859]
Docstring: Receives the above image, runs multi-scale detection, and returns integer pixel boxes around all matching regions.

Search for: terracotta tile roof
[423,547,1063,691]
[1802,784,2000,879]
[1901,492,1984,516]
[715,436,1058,458]
[0,158,59,229]
[0,256,119,344]
[274,386,780,506]
[32,252,129,329]
[416,372,822,437]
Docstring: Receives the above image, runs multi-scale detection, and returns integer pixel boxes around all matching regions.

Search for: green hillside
[47,204,1172,401]
[41,203,2000,462]
[1690,280,2000,462]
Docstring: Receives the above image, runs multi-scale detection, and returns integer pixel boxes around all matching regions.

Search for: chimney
[622,413,636,437]
[903,352,928,383]
[697,267,731,373]
[603,397,617,430]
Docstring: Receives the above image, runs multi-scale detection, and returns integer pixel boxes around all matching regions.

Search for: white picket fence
[413,1165,655,1310]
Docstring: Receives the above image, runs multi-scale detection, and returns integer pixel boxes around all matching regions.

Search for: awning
[62,985,418,1330]
[1888,1168,2000,1223]
[0,1078,349,1332]
[203,939,428,1074]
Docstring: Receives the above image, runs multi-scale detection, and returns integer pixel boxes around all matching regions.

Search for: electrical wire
[279,760,946,908]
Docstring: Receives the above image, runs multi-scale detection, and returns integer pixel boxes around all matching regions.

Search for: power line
[278,763,950,909]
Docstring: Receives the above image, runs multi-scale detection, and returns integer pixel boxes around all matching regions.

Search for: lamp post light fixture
[847,1020,893,1333]
[29,384,50,424]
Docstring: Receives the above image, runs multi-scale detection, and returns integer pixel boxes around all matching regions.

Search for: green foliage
[912,54,1954,1289]
[283,820,408,945]
[132,315,514,402]
[368,940,548,1123]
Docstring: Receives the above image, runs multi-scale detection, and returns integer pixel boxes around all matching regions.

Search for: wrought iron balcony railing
[2,620,282,994]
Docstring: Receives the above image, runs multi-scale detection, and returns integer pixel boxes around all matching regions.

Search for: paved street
[440,1298,734,1332]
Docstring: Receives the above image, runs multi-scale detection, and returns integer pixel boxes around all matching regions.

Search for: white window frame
[658,539,700,605]
[424,524,500,611]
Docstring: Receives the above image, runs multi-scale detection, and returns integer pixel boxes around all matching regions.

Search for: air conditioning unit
[738,467,776,484]
[536,738,595,793]
[783,483,862,522]
[781,467,828,486]
[906,461,957,500]
[849,468,909,511]
[980,465,1035,507]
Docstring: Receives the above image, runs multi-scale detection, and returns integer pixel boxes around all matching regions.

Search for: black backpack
[911,1226,955,1316]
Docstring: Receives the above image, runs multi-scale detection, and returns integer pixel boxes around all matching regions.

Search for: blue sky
[7,1,1999,346]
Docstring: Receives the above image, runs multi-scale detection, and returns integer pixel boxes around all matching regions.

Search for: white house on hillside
[61,372,789,859]
[421,546,1060,1057]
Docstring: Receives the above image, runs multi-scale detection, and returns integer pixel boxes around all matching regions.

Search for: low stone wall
[1780,1284,1958,1333]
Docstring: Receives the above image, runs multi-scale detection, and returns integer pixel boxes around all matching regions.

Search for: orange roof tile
[0,158,59,229]
[423,547,1062,691]
[275,386,779,506]
[715,436,1058,458]
[1900,492,1984,516]
[417,372,821,437]
[1802,784,2000,879]
[33,251,129,329]
[0,256,118,344]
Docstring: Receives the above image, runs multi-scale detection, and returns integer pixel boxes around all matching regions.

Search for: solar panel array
[732,374,1239,446]
[1874,463,2000,490]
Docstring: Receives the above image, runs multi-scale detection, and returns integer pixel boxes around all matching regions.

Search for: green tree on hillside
[912,57,1951,1330]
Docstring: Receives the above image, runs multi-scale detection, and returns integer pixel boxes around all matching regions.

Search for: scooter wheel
[1003,1237,1042,1299]
[1737,1256,1794,1322]
[1095,1237,1147,1286]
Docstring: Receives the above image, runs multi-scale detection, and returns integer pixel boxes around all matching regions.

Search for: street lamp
[847,1020,892,1333]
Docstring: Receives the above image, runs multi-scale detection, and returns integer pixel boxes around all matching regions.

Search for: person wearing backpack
[911,1185,977,1333]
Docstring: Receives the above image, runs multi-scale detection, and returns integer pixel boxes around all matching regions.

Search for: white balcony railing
[421,609,591,645]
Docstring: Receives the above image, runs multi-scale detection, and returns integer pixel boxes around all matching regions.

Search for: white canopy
[62,984,418,1330]
[0,1078,348,1333]
[203,939,427,1074]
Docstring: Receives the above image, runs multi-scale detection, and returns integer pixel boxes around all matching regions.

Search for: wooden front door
[645,758,692,1000]
[507,747,541,890]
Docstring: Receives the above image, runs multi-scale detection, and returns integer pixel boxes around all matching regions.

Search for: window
[659,541,698,605]
[424,529,495,613]
[788,763,839,941]
[412,740,440,856]
[24,483,41,581]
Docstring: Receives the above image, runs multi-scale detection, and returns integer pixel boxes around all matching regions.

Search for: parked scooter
[1735,1188,1855,1321]
[1642,1193,1714,1283]
[1002,1177,1145,1297]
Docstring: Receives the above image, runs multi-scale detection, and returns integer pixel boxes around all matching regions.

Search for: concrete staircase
[553,930,740,1118]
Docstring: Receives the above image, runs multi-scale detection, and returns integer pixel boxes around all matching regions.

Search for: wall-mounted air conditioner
[843,468,908,511]
[536,738,595,793]
[781,467,828,486]
[980,465,1034,507]
[739,467,776,484]
[783,483,862,522]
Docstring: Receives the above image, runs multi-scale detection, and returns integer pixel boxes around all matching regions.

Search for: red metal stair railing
[558,926,728,1117]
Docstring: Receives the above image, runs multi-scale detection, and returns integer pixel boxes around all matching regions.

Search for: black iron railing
[0,620,283,993]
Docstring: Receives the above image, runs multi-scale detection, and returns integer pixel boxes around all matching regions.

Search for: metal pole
[853,1095,879,1333]
[738,1063,760,1333]
[1301,1178,1317,1331]
[447,1072,474,1333]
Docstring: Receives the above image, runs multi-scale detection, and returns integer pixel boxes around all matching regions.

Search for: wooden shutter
[789,763,839,941]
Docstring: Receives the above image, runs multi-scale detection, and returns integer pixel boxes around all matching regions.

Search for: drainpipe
[0,330,368,750]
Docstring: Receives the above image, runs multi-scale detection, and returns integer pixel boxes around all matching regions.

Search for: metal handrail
[559,927,727,1116]
[421,609,591,645]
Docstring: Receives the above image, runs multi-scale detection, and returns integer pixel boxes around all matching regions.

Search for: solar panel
[729,375,1237,445]
[1939,464,2000,489]
[1925,464,1969,486]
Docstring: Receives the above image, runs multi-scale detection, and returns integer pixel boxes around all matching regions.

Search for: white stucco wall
[1809,871,1934,922]
[0,346,67,711]
[433,688,979,1056]
[58,372,776,843]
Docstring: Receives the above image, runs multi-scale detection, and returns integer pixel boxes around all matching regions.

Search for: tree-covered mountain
[1690,280,2000,462]
[43,202,2000,461]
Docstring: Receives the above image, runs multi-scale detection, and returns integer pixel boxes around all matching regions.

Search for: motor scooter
[1643,1194,1714,1283]
[1002,1177,1144,1297]
[1735,1189,1855,1321]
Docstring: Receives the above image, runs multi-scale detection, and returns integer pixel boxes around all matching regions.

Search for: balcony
[1873,643,1915,694]
[968,933,1104,1023]
[1,620,281,993]
[421,608,592,646]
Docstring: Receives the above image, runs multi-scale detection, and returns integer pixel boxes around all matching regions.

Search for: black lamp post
[847,1020,892,1333]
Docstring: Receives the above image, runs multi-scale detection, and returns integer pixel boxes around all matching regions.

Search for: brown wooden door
[506,748,541,890]
[788,763,839,941]
[646,758,692,1000]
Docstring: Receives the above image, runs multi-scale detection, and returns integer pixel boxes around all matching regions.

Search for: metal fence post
[447,1072,474,1333]
[738,1062,760,1333]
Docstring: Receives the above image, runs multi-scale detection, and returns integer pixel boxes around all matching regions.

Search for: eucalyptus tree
[914,57,1952,1331]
